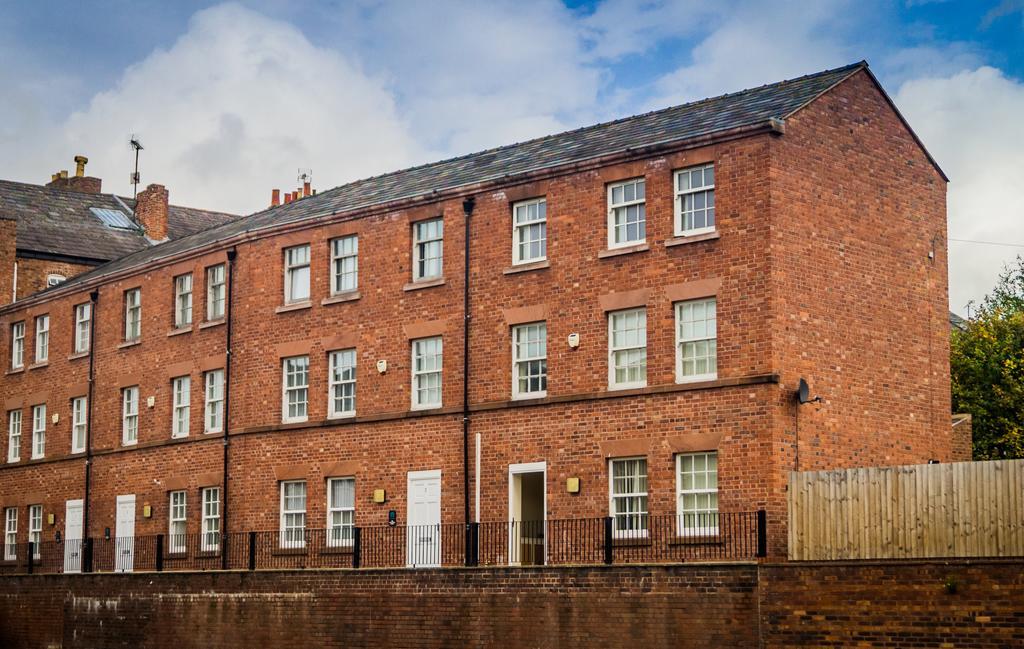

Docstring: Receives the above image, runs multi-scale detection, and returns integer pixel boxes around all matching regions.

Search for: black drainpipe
[221,248,237,570]
[82,289,99,557]
[461,197,475,564]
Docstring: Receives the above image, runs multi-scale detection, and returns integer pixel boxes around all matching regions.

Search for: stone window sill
[503,260,550,275]
[6,367,24,375]
[198,319,226,330]
[664,230,720,247]
[403,277,445,292]
[167,326,193,337]
[598,243,649,259]
[117,340,141,350]
[322,291,361,306]
[28,361,48,370]
[67,352,90,361]
[275,301,312,314]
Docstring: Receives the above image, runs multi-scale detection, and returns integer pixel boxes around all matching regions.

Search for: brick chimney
[136,183,169,241]
[46,155,102,194]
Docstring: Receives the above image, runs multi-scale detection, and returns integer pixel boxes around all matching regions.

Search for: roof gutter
[0,120,780,315]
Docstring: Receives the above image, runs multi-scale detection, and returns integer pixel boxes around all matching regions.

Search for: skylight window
[90,207,139,230]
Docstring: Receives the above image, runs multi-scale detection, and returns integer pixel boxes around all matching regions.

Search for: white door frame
[406,469,442,567]
[115,494,136,573]
[508,461,547,565]
[63,499,84,574]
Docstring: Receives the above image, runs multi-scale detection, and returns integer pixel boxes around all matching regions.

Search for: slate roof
[19,61,909,300]
[0,179,238,262]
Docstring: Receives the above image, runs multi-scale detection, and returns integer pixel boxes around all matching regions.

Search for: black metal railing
[0,511,765,575]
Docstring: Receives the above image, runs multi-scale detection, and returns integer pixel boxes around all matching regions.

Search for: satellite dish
[797,378,810,404]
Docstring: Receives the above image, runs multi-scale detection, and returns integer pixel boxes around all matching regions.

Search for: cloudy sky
[1,1,1022,312]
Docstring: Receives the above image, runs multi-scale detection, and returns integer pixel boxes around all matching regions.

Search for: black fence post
[83,538,93,573]
[155,535,164,572]
[247,532,257,571]
[756,509,768,558]
[352,528,361,569]
[26,543,33,574]
[470,522,479,567]
[603,517,613,565]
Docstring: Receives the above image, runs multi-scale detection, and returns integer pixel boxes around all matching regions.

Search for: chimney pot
[284,193,292,204]
[73,155,88,177]
[271,189,280,207]
[303,182,311,197]
[60,170,68,179]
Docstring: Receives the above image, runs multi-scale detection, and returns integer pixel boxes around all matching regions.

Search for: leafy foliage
[951,256,1024,459]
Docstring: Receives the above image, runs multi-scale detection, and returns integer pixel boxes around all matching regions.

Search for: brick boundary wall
[0,560,1021,648]
[0,564,761,649]
[759,559,1024,648]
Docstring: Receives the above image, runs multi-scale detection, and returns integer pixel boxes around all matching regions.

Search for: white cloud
[894,66,1024,312]
[1,3,422,215]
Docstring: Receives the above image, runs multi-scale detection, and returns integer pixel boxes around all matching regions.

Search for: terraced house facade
[0,62,953,568]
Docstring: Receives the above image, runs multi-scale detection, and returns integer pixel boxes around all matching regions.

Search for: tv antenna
[129,135,144,199]
[297,168,312,184]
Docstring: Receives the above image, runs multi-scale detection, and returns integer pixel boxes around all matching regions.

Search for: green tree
[951,256,1024,459]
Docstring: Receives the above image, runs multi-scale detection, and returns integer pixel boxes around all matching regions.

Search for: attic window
[90,207,139,231]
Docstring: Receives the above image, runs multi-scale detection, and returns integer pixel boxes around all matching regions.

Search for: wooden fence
[788,460,1024,560]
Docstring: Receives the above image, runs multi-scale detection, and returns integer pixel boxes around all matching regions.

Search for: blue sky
[1,1,1023,310]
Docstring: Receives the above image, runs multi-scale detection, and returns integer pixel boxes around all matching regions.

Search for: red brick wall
[760,559,1024,648]
[14,257,97,301]
[0,565,760,649]
[765,69,950,554]
[951,414,972,461]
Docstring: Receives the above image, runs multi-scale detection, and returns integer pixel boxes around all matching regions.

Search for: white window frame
[122,387,139,446]
[204,370,224,433]
[412,218,443,282]
[328,349,356,419]
[607,178,646,249]
[171,376,191,438]
[174,273,193,328]
[676,452,719,536]
[283,245,311,304]
[281,356,309,423]
[124,288,141,341]
[673,164,716,236]
[71,397,87,454]
[330,235,358,295]
[511,198,547,265]
[11,322,24,369]
[74,303,91,354]
[34,315,49,363]
[206,264,226,321]
[675,297,718,383]
[28,504,41,558]
[326,477,355,548]
[608,457,648,539]
[201,487,221,552]
[511,322,547,399]
[4,508,16,561]
[608,308,647,390]
[46,274,66,287]
[169,491,187,553]
[7,410,21,463]
[279,480,307,549]
[411,337,442,410]
[31,404,45,459]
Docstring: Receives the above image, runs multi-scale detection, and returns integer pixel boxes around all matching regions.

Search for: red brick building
[0,62,950,565]
[1,156,237,305]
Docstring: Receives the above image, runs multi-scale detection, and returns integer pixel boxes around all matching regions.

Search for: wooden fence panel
[788,460,1024,560]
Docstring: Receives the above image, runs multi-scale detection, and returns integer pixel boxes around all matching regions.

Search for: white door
[115,495,136,573]
[64,499,84,573]
[406,470,442,567]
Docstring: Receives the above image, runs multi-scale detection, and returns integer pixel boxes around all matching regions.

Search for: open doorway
[508,462,546,565]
